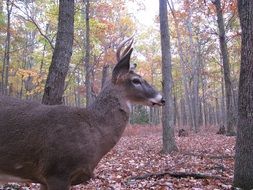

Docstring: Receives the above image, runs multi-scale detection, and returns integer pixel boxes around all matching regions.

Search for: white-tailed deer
[0,38,164,190]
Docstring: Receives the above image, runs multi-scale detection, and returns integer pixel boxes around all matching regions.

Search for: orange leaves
[207,0,238,16]
[16,68,45,95]
[17,68,39,79]
[94,3,113,18]
[78,129,235,189]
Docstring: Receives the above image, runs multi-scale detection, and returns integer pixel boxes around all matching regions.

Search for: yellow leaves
[119,16,135,34]
[17,68,38,79]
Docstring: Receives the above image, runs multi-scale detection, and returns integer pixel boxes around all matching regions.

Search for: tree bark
[101,64,109,89]
[1,0,13,95]
[83,0,92,107]
[173,94,178,126]
[233,0,253,189]
[186,6,199,132]
[42,0,74,105]
[221,70,226,126]
[159,0,178,154]
[200,61,207,128]
[0,2,2,94]
[212,0,236,136]
[215,97,219,126]
[180,98,187,126]
[168,0,194,130]
[40,23,50,74]
[75,68,81,107]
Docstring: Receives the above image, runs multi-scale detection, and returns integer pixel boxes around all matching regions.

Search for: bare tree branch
[127,171,225,182]
[13,3,54,50]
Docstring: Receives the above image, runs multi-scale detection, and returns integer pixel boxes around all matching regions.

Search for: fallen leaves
[74,130,235,190]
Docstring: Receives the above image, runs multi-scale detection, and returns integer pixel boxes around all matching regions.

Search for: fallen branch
[209,155,234,159]
[127,171,224,182]
[183,152,234,159]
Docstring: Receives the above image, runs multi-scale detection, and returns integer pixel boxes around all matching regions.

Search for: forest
[0,0,240,129]
[0,0,252,189]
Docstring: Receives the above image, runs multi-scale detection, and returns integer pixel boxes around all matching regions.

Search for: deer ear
[112,48,133,84]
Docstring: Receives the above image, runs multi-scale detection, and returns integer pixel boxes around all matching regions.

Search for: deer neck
[88,83,130,125]
[87,83,130,157]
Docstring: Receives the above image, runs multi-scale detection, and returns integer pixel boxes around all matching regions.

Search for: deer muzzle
[150,94,165,106]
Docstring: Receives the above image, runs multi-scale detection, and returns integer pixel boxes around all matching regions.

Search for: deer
[0,37,165,190]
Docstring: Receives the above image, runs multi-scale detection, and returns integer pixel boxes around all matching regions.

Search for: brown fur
[0,83,129,188]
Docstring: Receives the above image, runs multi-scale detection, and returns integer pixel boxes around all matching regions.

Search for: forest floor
[2,126,235,190]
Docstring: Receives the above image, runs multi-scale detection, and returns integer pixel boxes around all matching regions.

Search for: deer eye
[132,78,141,85]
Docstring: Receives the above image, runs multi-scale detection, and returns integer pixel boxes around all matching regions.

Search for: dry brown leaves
[73,128,235,190]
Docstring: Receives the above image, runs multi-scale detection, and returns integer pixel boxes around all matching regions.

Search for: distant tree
[42,0,74,105]
[101,64,109,89]
[83,0,93,107]
[159,0,178,154]
[233,0,253,189]
[1,0,13,95]
[212,0,236,136]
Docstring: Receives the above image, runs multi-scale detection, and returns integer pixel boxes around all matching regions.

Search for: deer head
[111,37,165,107]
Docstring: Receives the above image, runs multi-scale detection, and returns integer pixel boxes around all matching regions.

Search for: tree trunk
[221,71,226,126]
[186,5,200,132]
[233,1,253,189]
[42,0,74,105]
[201,67,207,127]
[0,1,2,92]
[168,0,194,131]
[212,0,236,136]
[159,0,178,154]
[83,0,92,107]
[2,0,12,95]
[215,97,219,126]
[101,64,109,89]
[173,94,178,126]
[198,100,203,126]
[40,23,50,74]
[180,98,187,126]
[75,68,81,107]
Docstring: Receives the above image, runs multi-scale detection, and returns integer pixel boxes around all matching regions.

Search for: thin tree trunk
[233,1,253,189]
[186,5,200,132]
[42,0,74,105]
[76,68,81,107]
[215,97,219,126]
[0,1,3,92]
[198,100,203,126]
[168,0,194,130]
[201,64,207,127]
[212,0,236,136]
[40,23,50,74]
[180,98,187,126]
[101,64,109,89]
[83,0,92,107]
[221,71,226,126]
[173,94,178,126]
[2,0,13,95]
[159,0,178,154]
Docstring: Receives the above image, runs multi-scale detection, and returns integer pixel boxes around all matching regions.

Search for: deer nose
[161,98,165,105]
